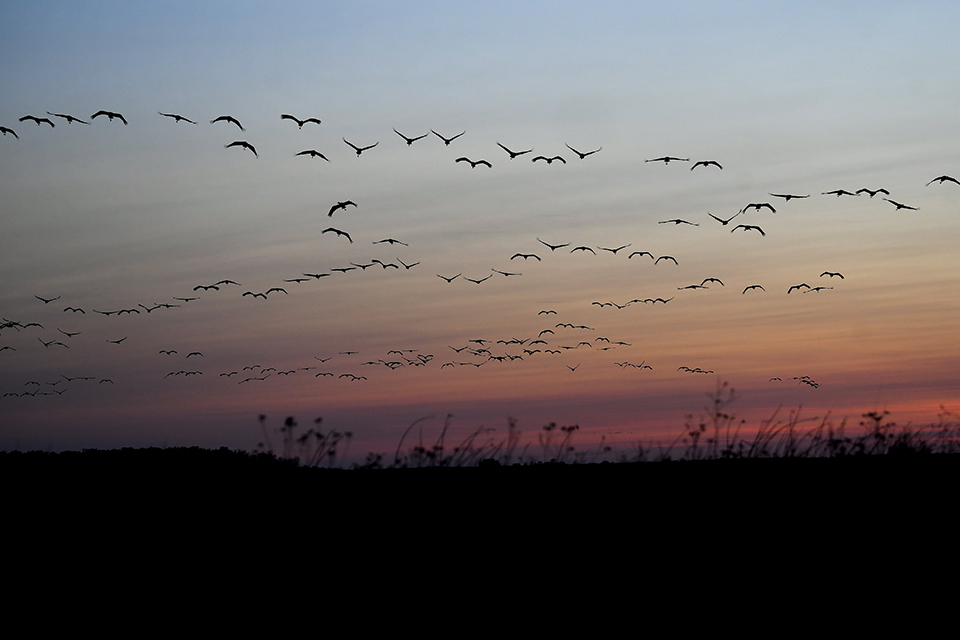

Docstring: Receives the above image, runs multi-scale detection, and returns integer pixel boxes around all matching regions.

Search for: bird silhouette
[47,112,88,124]
[927,175,960,186]
[769,193,809,201]
[437,273,461,283]
[598,244,631,254]
[225,140,257,157]
[628,251,654,260]
[497,143,532,159]
[740,203,776,214]
[659,219,699,226]
[532,155,566,164]
[787,284,810,294]
[655,255,678,265]
[322,228,353,243]
[158,112,196,124]
[731,224,765,236]
[511,253,541,261]
[343,138,378,156]
[210,115,243,130]
[431,130,465,145]
[645,156,689,164]
[691,160,722,170]
[0,126,18,138]
[742,285,765,293]
[91,111,127,124]
[35,295,60,303]
[883,198,918,211]
[297,149,329,160]
[465,275,492,284]
[820,271,844,279]
[537,238,569,251]
[822,190,856,197]
[455,157,491,168]
[570,246,596,254]
[20,115,55,127]
[856,188,889,198]
[708,212,741,225]
[374,238,408,245]
[394,128,428,145]
[565,144,601,159]
[328,201,357,216]
[281,114,321,128]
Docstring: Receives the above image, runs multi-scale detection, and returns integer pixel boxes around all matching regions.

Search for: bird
[58,329,80,337]
[628,251,654,260]
[0,126,18,138]
[322,228,353,243]
[431,130,465,145]
[437,274,461,283]
[63,306,85,313]
[820,271,844,279]
[225,140,257,157]
[567,364,580,371]
[731,224,765,236]
[35,295,61,303]
[926,175,960,187]
[492,268,520,276]
[343,138,378,156]
[511,253,541,261]
[708,212,741,225]
[374,238,407,245]
[742,285,765,293]
[655,255,678,265]
[297,149,329,160]
[883,198,918,211]
[769,193,809,201]
[497,143,533,159]
[537,238,569,251]
[645,156,689,164]
[804,286,833,293]
[159,350,177,355]
[659,219,699,226]
[106,337,128,344]
[194,284,219,291]
[281,114,321,128]
[531,155,566,164]
[856,188,889,198]
[740,203,776,214]
[328,201,357,216]
[186,352,203,358]
[210,115,243,130]
[679,284,708,290]
[455,157,491,168]
[158,112,196,124]
[691,160,722,170]
[538,310,557,315]
[701,278,724,286]
[20,115,55,127]
[47,112,88,124]
[465,275,492,284]
[397,258,419,269]
[565,144,601,159]
[570,246,596,254]
[393,128,428,145]
[822,189,857,197]
[787,284,810,294]
[598,244,631,254]
[303,272,330,279]
[90,111,127,125]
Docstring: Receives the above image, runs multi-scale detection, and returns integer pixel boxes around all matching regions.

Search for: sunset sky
[2,1,958,461]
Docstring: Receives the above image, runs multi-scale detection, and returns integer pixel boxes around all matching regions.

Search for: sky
[2,1,959,461]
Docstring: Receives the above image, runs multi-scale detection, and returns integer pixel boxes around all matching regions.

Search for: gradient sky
[2,1,958,461]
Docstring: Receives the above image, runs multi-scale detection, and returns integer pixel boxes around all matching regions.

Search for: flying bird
[565,144,601,159]
[645,156,689,164]
[655,255,678,265]
[820,271,844,279]
[210,115,243,130]
[35,295,61,303]
[343,138,378,156]
[708,212,741,225]
[225,140,257,157]
[570,246,596,254]
[158,112,196,124]
[47,112,88,124]
[531,155,566,164]
[90,111,127,124]
[822,190,857,197]
[465,275,492,284]
[769,193,809,201]
[328,200,357,216]
[322,227,353,243]
[297,149,329,160]
[393,128,428,145]
[281,114,321,128]
[742,285,765,293]
[20,115,55,127]
[431,130,465,145]
[537,238,569,251]
[497,143,533,159]
[740,203,776,214]
[926,175,960,187]
[787,284,810,294]
[856,188,889,198]
[455,157,491,168]
[511,253,541,261]
[374,238,407,245]
[883,198,918,211]
[659,219,699,226]
[691,160,722,170]
[437,273,461,283]
[804,286,833,293]
[731,224,765,236]
[598,244,631,254]
[628,251,654,260]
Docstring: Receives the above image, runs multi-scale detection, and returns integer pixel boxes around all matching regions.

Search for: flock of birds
[2,107,957,421]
